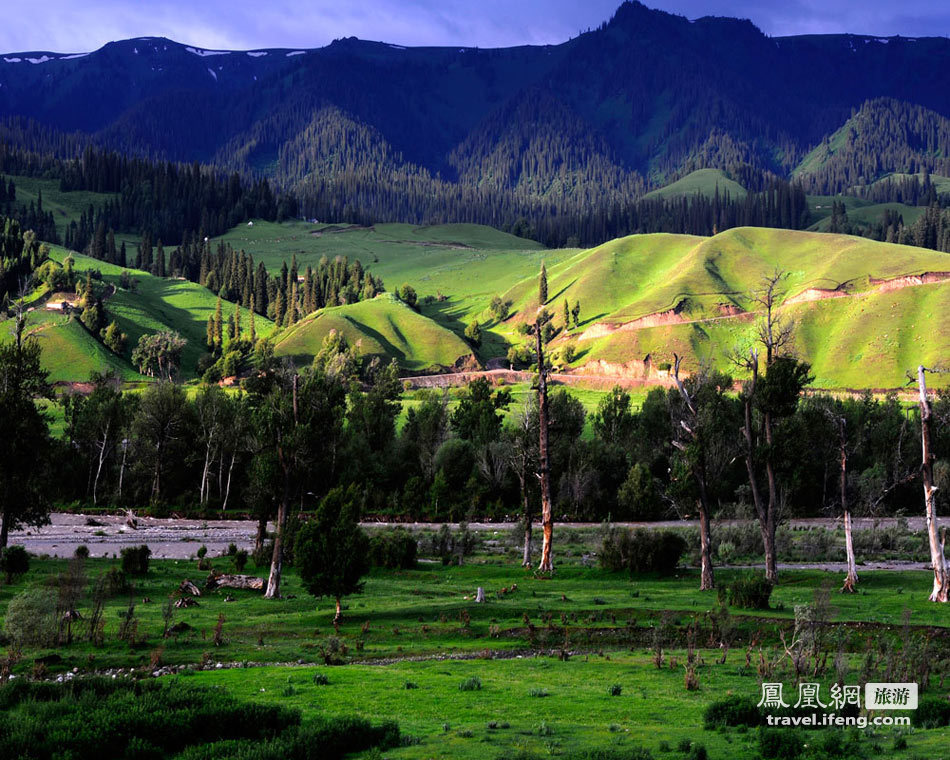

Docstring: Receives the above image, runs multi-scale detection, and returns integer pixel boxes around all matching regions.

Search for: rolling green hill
[498,227,950,389]
[274,293,475,372]
[210,219,574,327]
[643,169,746,200]
[9,175,118,239]
[29,247,277,381]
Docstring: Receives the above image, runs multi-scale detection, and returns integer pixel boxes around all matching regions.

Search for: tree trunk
[222,451,236,511]
[118,440,128,504]
[334,597,342,628]
[206,572,265,591]
[839,420,858,593]
[93,421,110,506]
[697,495,715,591]
[264,486,288,599]
[0,507,9,549]
[762,412,779,583]
[919,366,948,602]
[742,392,775,582]
[536,325,554,573]
[200,439,212,504]
[520,478,532,567]
[255,514,267,555]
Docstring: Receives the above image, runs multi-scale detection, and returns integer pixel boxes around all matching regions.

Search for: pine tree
[206,315,215,350]
[234,303,241,339]
[539,263,548,305]
[249,295,256,345]
[563,299,570,329]
[571,300,581,328]
[214,295,223,349]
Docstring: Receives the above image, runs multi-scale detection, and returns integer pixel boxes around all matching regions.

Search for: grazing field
[39,247,277,380]
[643,168,747,200]
[274,293,474,372]
[211,220,575,323]
[496,227,950,388]
[0,547,945,759]
[7,174,118,238]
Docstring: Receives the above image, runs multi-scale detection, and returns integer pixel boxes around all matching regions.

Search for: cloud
[0,0,946,54]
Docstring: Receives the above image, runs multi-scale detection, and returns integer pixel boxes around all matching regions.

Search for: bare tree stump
[475,587,486,603]
[174,597,199,608]
[178,579,202,597]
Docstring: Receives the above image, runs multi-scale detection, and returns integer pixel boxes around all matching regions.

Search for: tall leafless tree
[535,309,554,573]
[918,365,948,602]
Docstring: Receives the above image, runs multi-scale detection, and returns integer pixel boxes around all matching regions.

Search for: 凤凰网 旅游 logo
[757,682,915,728]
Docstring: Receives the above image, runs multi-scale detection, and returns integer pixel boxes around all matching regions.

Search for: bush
[233,550,249,573]
[121,544,151,576]
[74,545,90,560]
[703,695,762,729]
[758,727,804,759]
[912,696,950,728]
[608,684,622,697]
[0,677,399,760]
[600,528,686,574]
[458,676,482,692]
[3,588,57,647]
[720,572,773,609]
[0,545,30,582]
[369,528,418,569]
[104,566,130,595]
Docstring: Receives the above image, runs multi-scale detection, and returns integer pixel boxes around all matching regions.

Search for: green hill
[274,293,474,372]
[33,247,277,381]
[499,227,950,389]
[643,169,746,201]
[8,175,118,239]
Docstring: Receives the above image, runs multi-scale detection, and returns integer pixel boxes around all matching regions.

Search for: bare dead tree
[918,365,948,602]
[733,270,803,582]
[535,308,554,573]
[671,355,715,590]
[504,397,538,567]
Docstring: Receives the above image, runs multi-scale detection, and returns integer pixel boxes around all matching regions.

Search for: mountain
[3,3,950,238]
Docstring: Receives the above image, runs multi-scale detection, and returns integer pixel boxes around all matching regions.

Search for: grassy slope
[275,293,474,371]
[43,247,276,380]
[643,168,746,200]
[211,220,574,325]
[8,175,118,239]
[501,228,950,388]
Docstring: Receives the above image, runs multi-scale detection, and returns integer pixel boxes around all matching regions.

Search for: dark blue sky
[4,1,949,53]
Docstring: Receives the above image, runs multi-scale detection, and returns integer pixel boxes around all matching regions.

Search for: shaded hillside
[274,293,474,372]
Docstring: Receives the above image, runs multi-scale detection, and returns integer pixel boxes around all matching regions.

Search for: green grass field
[8,174,118,239]
[1,550,944,759]
[275,293,474,372]
[643,168,747,201]
[493,227,950,388]
[29,247,278,381]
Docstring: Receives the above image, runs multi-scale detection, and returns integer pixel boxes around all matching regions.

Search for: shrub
[233,550,249,572]
[4,588,57,647]
[758,727,804,759]
[720,572,773,609]
[0,545,30,582]
[528,688,550,698]
[120,544,151,576]
[104,566,130,595]
[458,676,482,692]
[0,677,399,760]
[369,528,418,569]
[74,545,90,560]
[912,696,950,728]
[608,684,623,697]
[600,528,686,574]
[313,673,330,686]
[703,695,762,729]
